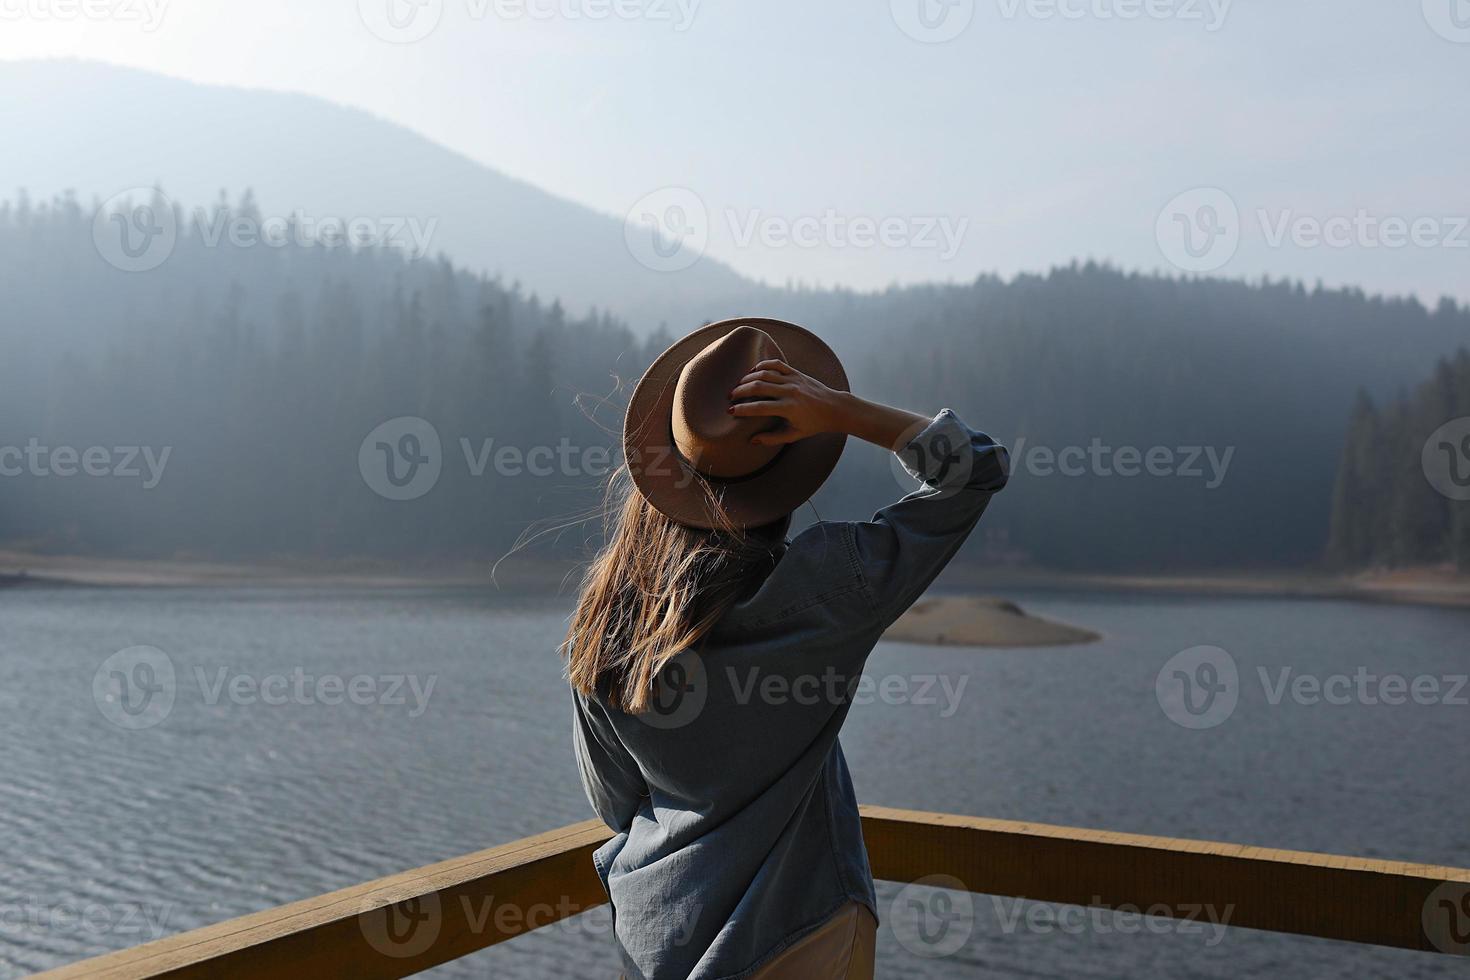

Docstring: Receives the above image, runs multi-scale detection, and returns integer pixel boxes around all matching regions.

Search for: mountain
[5,187,1469,568]
[5,60,1470,570]
[0,58,763,332]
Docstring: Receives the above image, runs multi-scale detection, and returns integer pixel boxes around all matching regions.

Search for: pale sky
[3,0,1468,302]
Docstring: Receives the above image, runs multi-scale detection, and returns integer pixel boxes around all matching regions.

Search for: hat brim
[624,317,849,529]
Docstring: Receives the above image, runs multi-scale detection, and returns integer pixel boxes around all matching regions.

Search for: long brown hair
[562,465,783,714]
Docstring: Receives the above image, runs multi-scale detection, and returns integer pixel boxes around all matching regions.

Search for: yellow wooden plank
[34,808,1470,978]
[858,806,1469,954]
[34,820,615,979]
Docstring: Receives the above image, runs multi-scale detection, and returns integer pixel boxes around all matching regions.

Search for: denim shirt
[572,410,1010,979]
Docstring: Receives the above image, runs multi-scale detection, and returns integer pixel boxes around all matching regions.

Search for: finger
[750,428,804,447]
[729,398,791,417]
[750,358,792,374]
[733,370,790,389]
[730,380,787,400]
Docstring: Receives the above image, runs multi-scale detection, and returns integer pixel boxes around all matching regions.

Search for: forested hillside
[792,268,1468,567]
[0,191,653,558]
[0,59,759,334]
[1326,352,1470,569]
[4,192,1467,569]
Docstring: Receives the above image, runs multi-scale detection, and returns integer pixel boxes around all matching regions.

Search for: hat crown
[671,325,785,479]
[623,316,848,530]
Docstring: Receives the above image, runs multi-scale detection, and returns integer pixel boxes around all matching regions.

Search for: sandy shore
[0,550,574,592]
[941,565,1470,610]
[3,549,1467,613]
[885,596,1100,647]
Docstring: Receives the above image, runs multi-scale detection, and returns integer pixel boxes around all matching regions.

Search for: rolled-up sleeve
[572,693,647,833]
[847,409,1009,627]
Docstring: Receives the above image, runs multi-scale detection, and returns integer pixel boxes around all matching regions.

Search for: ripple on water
[1,587,1467,979]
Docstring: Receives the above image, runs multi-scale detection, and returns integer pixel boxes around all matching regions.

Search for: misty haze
[2,4,1468,979]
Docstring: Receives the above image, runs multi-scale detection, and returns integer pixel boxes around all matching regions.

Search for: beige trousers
[616,903,877,980]
[748,902,877,979]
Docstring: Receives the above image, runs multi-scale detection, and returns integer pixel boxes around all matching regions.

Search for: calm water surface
[1,585,1466,978]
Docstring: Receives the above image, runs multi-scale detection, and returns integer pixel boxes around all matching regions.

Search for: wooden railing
[35,807,1470,978]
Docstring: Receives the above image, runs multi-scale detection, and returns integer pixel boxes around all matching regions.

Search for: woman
[566,318,1009,978]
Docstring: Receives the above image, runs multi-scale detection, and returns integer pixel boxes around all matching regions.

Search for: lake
[1,585,1466,978]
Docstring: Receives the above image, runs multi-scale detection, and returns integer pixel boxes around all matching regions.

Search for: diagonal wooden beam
[33,807,1470,978]
[33,820,615,980]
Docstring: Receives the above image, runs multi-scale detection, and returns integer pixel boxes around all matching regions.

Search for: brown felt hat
[624,317,849,529]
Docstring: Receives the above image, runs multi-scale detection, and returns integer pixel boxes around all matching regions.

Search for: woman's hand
[729,359,932,450]
[728,359,846,446]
